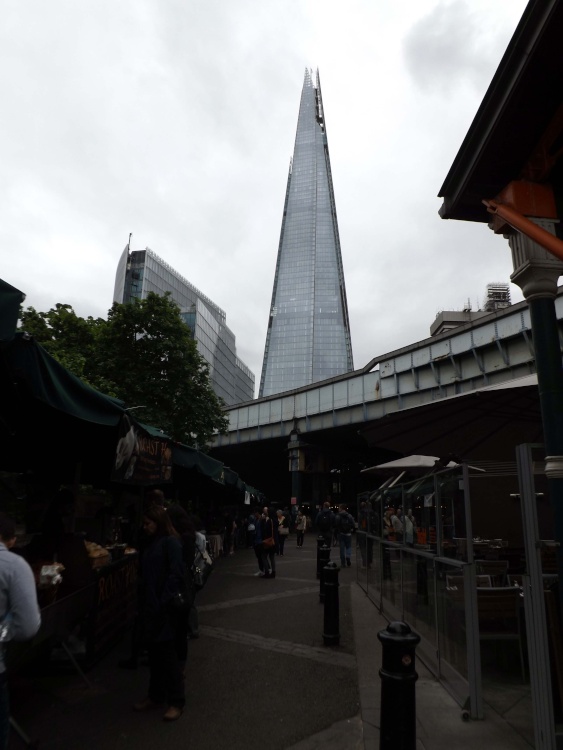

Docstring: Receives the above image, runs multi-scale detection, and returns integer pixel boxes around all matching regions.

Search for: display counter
[6,552,138,673]
[84,552,138,665]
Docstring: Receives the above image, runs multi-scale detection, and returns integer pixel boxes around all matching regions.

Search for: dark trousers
[0,672,8,750]
[254,544,264,571]
[261,547,275,573]
[296,531,304,547]
[174,611,190,664]
[278,534,287,555]
[148,640,185,708]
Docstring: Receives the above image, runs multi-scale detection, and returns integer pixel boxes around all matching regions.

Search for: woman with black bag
[133,505,187,722]
[166,505,198,647]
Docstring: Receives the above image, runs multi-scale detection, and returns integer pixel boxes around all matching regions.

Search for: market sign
[111,415,173,485]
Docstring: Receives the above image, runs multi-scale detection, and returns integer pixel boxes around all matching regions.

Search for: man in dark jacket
[335,504,355,568]
[314,502,335,548]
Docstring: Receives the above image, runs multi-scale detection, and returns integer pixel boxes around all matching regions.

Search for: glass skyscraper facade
[259,69,354,398]
[114,247,255,405]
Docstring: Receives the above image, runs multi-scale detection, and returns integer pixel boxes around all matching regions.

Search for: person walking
[276,509,289,556]
[252,509,265,576]
[405,509,417,547]
[315,501,335,548]
[222,513,236,557]
[0,513,41,750]
[260,508,276,578]
[295,510,307,547]
[134,505,186,722]
[390,508,404,545]
[334,504,355,568]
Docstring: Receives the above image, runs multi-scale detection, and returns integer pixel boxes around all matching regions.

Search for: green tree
[20,294,228,448]
[19,304,107,387]
[97,293,228,447]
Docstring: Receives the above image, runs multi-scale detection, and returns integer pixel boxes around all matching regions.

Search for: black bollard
[318,544,331,602]
[316,535,326,579]
[377,621,421,750]
[322,561,340,645]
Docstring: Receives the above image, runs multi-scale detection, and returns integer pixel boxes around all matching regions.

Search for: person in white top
[0,513,41,750]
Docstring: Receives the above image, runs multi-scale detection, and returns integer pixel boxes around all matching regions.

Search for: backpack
[318,511,332,532]
[339,513,354,534]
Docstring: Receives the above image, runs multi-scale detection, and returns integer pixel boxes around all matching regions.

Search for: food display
[84,540,136,566]
[84,541,111,568]
[32,562,65,606]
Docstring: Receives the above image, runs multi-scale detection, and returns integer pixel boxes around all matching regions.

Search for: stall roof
[0,279,26,343]
[4,333,125,426]
[438,0,563,222]
[1,331,261,493]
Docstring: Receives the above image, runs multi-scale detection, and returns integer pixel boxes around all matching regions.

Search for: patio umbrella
[362,455,485,474]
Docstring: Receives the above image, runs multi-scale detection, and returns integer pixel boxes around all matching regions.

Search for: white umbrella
[362,455,484,474]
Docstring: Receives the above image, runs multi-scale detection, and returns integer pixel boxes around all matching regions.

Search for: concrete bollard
[318,544,331,602]
[377,621,421,750]
[322,561,340,645]
[316,535,326,579]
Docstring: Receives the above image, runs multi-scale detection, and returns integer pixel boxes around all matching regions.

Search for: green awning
[172,443,225,483]
[0,279,26,343]
[5,333,125,426]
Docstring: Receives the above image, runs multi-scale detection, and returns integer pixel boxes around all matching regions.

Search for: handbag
[262,517,275,549]
[192,549,213,591]
[278,527,289,536]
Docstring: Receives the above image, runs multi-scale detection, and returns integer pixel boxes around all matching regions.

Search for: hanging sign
[112,415,173,485]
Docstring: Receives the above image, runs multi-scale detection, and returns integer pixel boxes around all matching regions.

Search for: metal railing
[357,534,483,717]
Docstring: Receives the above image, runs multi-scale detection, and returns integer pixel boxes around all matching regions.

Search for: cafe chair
[446,574,492,590]
[445,574,492,612]
[475,559,509,587]
[508,574,524,588]
[453,537,467,560]
[477,587,526,682]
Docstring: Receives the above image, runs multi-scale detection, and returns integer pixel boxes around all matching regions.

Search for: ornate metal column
[504,216,563,608]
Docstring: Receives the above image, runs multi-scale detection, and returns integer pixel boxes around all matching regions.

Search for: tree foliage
[19,294,228,448]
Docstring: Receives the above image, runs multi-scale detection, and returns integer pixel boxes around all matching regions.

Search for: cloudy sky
[2,0,529,394]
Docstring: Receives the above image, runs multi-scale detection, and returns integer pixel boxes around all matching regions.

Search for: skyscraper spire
[259,69,354,398]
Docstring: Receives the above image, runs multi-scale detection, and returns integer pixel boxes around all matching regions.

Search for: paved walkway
[8,540,534,749]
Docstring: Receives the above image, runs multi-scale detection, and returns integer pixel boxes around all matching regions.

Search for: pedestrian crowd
[0,493,359,745]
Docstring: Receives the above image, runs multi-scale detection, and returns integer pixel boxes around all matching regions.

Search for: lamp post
[288,427,302,508]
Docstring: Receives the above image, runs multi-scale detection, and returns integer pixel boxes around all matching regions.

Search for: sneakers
[163,706,183,722]
[253,570,264,576]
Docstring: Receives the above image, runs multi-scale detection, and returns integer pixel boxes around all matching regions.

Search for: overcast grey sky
[2,0,529,394]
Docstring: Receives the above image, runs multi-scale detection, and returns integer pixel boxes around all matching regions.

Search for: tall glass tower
[259,69,354,398]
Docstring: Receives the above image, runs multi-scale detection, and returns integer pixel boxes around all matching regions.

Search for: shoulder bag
[262,519,275,548]
[192,548,213,591]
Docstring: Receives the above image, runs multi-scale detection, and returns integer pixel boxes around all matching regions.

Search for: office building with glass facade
[259,69,354,398]
[114,247,255,405]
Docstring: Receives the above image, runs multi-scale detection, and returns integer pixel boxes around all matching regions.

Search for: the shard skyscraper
[259,69,354,398]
